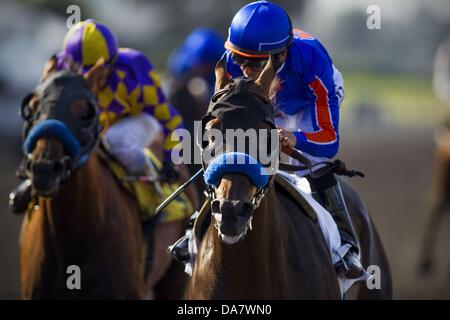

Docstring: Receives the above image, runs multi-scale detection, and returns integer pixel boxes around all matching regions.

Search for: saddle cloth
[276,171,370,297]
[98,147,192,223]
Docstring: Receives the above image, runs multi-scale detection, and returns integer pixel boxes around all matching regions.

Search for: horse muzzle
[28,157,70,197]
[211,198,255,244]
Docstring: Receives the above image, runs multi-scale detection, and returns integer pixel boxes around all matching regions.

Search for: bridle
[198,77,280,209]
[21,70,100,186]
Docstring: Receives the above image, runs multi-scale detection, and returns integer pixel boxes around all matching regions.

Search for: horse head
[198,55,279,244]
[21,62,102,197]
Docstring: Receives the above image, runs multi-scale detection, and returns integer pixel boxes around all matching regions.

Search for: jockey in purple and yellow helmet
[55,20,183,180]
[10,20,198,220]
[170,1,364,279]
[58,19,119,72]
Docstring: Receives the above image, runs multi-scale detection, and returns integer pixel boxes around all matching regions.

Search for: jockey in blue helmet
[166,28,225,127]
[168,28,225,91]
[170,1,364,279]
[166,28,225,188]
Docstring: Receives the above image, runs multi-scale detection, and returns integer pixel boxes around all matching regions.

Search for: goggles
[231,53,269,70]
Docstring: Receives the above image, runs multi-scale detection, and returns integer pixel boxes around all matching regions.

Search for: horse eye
[20,93,36,121]
[20,104,32,121]
[80,104,96,121]
[202,129,215,148]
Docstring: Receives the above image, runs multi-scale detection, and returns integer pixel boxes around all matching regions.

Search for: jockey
[167,28,225,100]
[10,20,185,213]
[169,1,364,279]
[166,28,225,133]
[166,28,225,189]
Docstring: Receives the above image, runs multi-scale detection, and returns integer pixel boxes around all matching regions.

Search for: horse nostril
[31,161,46,174]
[211,199,221,213]
[239,202,254,218]
[52,160,64,174]
[31,160,61,175]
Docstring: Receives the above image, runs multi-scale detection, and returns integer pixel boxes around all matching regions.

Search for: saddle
[97,147,192,223]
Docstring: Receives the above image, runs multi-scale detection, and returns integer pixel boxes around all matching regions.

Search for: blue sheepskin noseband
[23,119,81,159]
[204,152,270,188]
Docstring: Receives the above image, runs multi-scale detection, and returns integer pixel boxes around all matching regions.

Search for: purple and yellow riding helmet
[60,19,118,72]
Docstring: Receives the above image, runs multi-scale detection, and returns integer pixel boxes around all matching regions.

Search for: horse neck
[39,152,108,240]
[245,186,284,252]
[216,186,287,289]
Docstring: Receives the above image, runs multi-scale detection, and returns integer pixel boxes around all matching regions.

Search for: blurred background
[0,0,449,299]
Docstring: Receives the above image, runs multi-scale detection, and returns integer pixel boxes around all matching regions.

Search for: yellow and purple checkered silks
[96,48,183,159]
[59,20,183,160]
[62,19,118,69]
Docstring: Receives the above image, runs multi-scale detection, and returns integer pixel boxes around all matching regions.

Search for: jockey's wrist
[293,131,307,150]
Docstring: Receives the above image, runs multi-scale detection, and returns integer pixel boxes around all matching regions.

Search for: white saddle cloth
[277,171,370,298]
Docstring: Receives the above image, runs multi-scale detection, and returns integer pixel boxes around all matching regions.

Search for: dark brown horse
[189,57,392,299]
[19,59,187,299]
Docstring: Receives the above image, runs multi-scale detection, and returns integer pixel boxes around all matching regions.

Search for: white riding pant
[102,113,162,173]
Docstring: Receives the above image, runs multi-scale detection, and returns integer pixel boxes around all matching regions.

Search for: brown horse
[418,121,450,274]
[418,36,450,275]
[189,57,392,299]
[19,59,187,299]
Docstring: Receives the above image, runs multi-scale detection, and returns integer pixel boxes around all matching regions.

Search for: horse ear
[40,55,58,82]
[255,55,275,97]
[83,58,107,95]
[215,55,230,92]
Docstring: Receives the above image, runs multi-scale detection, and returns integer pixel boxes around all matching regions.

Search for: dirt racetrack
[0,127,449,299]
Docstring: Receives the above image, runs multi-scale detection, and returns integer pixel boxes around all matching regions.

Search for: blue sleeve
[293,40,340,159]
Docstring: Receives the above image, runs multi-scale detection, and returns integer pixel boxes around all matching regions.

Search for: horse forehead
[36,71,87,98]
[34,71,93,115]
[219,106,274,130]
[210,96,274,125]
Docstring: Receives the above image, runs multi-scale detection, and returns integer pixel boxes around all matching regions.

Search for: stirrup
[335,250,365,279]
[168,235,190,264]
[168,211,199,264]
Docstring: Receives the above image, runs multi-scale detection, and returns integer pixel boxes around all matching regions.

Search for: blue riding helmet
[225,1,293,58]
[168,28,225,77]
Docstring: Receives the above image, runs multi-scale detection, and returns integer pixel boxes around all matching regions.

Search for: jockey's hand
[161,160,180,182]
[277,127,297,148]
